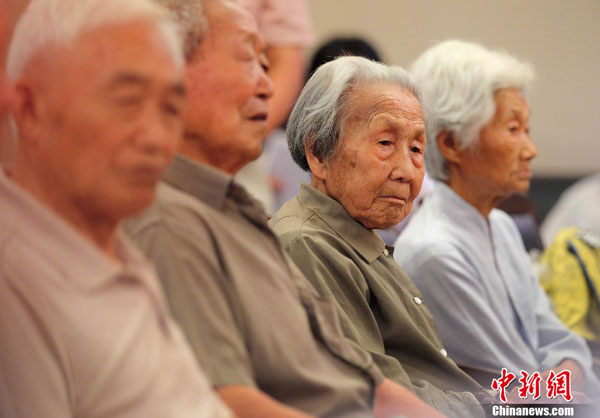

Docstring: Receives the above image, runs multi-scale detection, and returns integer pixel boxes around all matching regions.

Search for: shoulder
[271,197,339,248]
[125,184,220,254]
[395,209,461,265]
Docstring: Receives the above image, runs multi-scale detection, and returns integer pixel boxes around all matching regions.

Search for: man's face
[17,21,185,220]
[183,1,273,173]
[321,83,426,230]
[458,88,537,197]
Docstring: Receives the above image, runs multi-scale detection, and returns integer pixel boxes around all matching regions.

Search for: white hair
[7,0,183,83]
[287,55,427,172]
[411,39,534,180]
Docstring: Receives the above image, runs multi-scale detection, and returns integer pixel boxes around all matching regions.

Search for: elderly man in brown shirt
[0,0,230,417]
[126,1,448,417]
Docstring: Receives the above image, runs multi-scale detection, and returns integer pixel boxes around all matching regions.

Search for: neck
[12,158,120,261]
[179,135,245,175]
[446,173,505,218]
[310,176,328,195]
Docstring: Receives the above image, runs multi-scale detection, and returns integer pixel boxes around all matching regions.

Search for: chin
[244,143,264,163]
[121,190,156,218]
[511,180,532,193]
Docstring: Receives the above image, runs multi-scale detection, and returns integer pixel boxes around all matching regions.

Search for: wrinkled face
[459,88,537,197]
[183,1,273,173]
[20,21,185,220]
[322,83,426,229]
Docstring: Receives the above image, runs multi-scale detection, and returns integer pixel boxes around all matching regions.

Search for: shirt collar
[0,169,153,292]
[434,181,490,228]
[162,154,232,209]
[298,183,385,263]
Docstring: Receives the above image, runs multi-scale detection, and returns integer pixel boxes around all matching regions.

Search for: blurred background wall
[307,0,600,177]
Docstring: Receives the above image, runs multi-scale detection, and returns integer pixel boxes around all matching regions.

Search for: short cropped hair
[7,0,183,82]
[152,0,206,60]
[411,39,534,181]
[287,55,426,172]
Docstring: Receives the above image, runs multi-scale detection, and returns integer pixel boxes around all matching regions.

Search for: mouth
[248,112,268,122]
[515,169,532,180]
[378,196,408,204]
[128,164,165,184]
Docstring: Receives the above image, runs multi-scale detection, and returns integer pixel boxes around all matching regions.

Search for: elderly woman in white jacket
[395,39,600,399]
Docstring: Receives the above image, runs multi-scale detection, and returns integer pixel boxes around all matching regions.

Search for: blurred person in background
[541,172,600,246]
[0,0,230,416]
[394,39,600,399]
[271,55,492,418]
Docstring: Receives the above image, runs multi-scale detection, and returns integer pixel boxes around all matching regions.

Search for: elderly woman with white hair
[394,39,600,398]
[270,56,494,417]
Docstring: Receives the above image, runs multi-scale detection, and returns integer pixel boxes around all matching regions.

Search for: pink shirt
[0,171,230,418]
[238,0,315,47]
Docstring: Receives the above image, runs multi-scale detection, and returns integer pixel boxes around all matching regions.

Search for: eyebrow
[108,73,151,89]
[238,29,265,52]
[107,72,185,97]
[508,108,531,120]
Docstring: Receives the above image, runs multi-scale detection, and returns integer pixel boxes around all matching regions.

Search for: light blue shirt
[394,182,600,396]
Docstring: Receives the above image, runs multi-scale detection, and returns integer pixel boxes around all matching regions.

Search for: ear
[304,138,328,181]
[11,82,43,143]
[436,130,463,166]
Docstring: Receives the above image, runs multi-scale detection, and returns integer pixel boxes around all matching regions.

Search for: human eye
[261,60,269,73]
[114,95,142,108]
[162,101,182,117]
[235,42,256,61]
[507,122,521,134]
[378,139,394,147]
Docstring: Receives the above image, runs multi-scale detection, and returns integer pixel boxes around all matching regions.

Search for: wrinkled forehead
[36,21,181,92]
[207,0,264,49]
[348,83,424,127]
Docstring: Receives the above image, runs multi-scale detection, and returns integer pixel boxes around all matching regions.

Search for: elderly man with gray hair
[394,39,600,400]
[270,55,493,417]
[0,0,231,416]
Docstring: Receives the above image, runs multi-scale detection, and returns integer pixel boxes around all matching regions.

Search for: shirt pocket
[297,284,377,376]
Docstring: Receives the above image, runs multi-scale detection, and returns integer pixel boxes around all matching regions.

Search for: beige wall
[307,0,600,176]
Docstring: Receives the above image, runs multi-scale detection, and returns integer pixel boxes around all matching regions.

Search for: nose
[257,67,274,100]
[390,149,417,183]
[132,108,180,158]
[522,133,537,161]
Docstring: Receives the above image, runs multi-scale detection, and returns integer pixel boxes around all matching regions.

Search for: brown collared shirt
[126,155,384,418]
[270,183,487,418]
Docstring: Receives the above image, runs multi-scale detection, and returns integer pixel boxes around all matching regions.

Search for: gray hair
[411,39,535,181]
[7,0,183,83]
[152,0,207,60]
[287,55,426,172]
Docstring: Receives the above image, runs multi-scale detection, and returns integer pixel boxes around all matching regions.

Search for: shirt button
[413,296,422,305]
[440,348,448,357]
[383,248,389,256]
